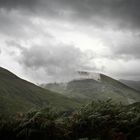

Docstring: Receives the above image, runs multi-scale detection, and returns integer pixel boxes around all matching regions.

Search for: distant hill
[120,79,140,91]
[0,67,81,115]
[41,72,140,104]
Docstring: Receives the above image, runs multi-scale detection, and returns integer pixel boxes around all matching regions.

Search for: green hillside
[41,73,140,104]
[0,67,81,115]
[120,79,140,91]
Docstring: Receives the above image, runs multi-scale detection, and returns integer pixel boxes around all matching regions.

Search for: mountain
[120,79,140,91]
[0,67,81,115]
[41,71,140,104]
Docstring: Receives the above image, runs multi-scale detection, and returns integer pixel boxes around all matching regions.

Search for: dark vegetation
[0,100,140,140]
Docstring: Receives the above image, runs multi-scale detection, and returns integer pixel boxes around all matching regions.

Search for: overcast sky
[0,0,140,83]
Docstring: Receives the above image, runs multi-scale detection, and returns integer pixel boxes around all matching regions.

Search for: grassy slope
[0,67,81,114]
[42,74,140,104]
[120,79,140,91]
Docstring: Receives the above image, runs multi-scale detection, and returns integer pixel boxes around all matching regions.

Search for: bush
[0,101,140,140]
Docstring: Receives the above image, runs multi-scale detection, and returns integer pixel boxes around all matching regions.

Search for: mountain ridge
[41,72,140,104]
[120,79,140,91]
[0,67,81,115]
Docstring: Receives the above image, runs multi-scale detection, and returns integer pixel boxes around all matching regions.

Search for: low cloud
[17,44,95,82]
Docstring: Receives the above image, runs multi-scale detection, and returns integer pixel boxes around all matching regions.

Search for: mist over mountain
[1,66,139,116]
[41,71,140,105]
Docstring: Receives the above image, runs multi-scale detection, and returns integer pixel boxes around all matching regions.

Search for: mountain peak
[76,70,101,81]
[41,72,140,105]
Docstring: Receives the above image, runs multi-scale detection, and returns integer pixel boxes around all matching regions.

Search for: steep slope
[41,73,140,104]
[0,67,81,115]
[120,79,140,91]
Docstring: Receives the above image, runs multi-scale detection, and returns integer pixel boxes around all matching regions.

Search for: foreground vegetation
[0,100,140,140]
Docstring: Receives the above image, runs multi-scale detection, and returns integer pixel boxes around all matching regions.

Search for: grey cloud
[0,0,58,18]
[1,0,140,82]
[1,0,140,30]
[115,65,140,81]
[17,44,95,82]
[0,0,39,11]
[115,45,140,59]
[5,40,25,50]
[0,8,53,39]
[57,0,140,30]
[110,35,140,59]
[0,9,32,37]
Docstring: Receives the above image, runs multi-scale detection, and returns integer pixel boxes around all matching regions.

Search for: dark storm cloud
[0,0,58,18]
[0,9,32,37]
[0,0,39,11]
[1,0,140,30]
[61,0,140,30]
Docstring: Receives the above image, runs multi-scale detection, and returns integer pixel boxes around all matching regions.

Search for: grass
[0,67,81,115]
[42,74,140,104]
